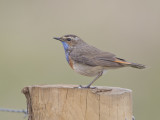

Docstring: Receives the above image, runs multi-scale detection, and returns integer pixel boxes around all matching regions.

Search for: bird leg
[79,71,103,88]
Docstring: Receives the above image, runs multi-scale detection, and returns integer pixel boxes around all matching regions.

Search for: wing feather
[70,45,124,67]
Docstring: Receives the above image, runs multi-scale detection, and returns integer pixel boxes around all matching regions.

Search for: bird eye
[66,38,71,41]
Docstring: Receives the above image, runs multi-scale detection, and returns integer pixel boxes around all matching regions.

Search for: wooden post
[22,85,133,120]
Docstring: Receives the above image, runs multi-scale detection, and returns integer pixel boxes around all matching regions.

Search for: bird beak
[53,37,61,40]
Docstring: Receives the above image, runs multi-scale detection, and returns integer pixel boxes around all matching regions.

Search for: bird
[54,34,145,88]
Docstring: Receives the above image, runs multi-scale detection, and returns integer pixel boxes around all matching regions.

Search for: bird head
[54,34,83,47]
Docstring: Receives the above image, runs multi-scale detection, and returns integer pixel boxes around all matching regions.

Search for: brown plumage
[54,34,145,88]
[70,41,145,69]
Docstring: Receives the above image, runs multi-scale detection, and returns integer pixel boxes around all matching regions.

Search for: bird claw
[78,85,96,89]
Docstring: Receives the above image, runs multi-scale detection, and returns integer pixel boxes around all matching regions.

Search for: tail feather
[130,63,146,69]
[115,58,146,69]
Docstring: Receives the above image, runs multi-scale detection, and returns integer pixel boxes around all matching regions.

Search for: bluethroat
[54,34,145,88]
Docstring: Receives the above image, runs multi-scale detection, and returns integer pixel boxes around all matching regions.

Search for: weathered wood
[22,85,133,120]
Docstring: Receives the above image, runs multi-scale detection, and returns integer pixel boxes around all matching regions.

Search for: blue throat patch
[61,41,69,63]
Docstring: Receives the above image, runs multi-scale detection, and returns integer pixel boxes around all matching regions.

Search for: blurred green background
[0,0,159,120]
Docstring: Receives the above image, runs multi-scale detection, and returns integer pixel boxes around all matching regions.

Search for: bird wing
[70,45,129,67]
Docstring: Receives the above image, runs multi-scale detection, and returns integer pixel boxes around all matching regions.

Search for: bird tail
[130,63,146,69]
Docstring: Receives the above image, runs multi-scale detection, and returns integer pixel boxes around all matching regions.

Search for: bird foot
[78,85,96,89]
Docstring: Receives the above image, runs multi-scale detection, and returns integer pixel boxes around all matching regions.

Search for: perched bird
[54,34,145,88]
